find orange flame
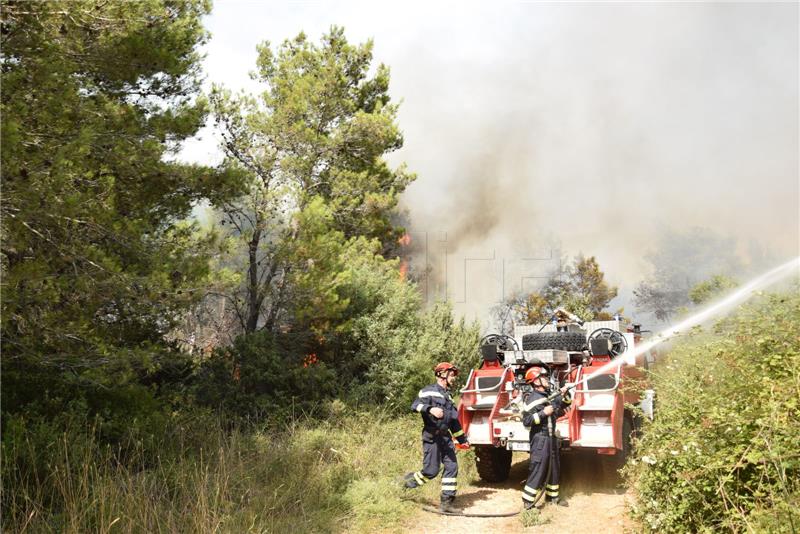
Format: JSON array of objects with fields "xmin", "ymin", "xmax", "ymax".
[
  {"xmin": 398, "ymin": 233, "xmax": 411, "ymax": 281},
  {"xmin": 399, "ymin": 260, "xmax": 409, "ymax": 281}
]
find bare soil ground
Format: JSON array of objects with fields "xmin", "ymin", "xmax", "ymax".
[{"xmin": 399, "ymin": 451, "xmax": 635, "ymax": 534}]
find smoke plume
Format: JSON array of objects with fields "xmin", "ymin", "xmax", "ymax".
[
  {"xmin": 186, "ymin": 2, "xmax": 799, "ymax": 328},
  {"xmin": 390, "ymin": 3, "xmax": 798, "ymax": 327}
]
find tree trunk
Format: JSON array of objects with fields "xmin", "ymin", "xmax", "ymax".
[{"xmin": 245, "ymin": 227, "xmax": 262, "ymax": 333}]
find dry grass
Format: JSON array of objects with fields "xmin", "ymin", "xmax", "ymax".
[{"xmin": 2, "ymin": 407, "xmax": 462, "ymax": 533}]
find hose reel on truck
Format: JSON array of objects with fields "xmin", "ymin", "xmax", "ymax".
[{"xmin": 457, "ymin": 314, "xmax": 655, "ymax": 483}]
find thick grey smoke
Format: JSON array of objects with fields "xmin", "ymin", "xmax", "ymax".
[
  {"xmin": 185, "ymin": 2, "xmax": 799, "ymax": 329},
  {"xmin": 390, "ymin": 3, "xmax": 799, "ymax": 326}
]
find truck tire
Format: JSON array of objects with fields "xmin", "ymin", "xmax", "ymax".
[
  {"xmin": 474, "ymin": 445, "xmax": 512, "ymax": 482},
  {"xmin": 521, "ymin": 331, "xmax": 586, "ymax": 351}
]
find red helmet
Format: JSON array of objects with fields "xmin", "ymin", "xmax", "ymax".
[
  {"xmin": 524, "ymin": 366, "xmax": 549, "ymax": 384},
  {"xmin": 434, "ymin": 362, "xmax": 459, "ymax": 377}
]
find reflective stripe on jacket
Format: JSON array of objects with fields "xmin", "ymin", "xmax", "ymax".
[
  {"xmin": 521, "ymin": 389, "xmax": 571, "ymax": 438},
  {"xmin": 410, "ymin": 383, "xmax": 468, "ymax": 443}
]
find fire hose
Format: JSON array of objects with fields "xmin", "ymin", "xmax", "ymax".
[
  {"xmin": 420, "ymin": 505, "xmax": 520, "ymax": 517},
  {"xmin": 418, "ymin": 443, "xmax": 523, "ymax": 517},
  {"xmin": 421, "ymin": 397, "xmax": 564, "ymax": 517}
]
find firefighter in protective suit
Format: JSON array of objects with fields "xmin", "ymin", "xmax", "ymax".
[
  {"xmin": 521, "ymin": 365, "xmax": 571, "ymax": 509},
  {"xmin": 404, "ymin": 362, "xmax": 470, "ymax": 513}
]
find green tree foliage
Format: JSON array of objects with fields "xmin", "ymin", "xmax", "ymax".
[
  {"xmin": 194, "ymin": 199, "xmax": 481, "ymax": 416},
  {"xmin": 209, "ymin": 27, "xmax": 414, "ymax": 335},
  {"xmin": 0, "ymin": 1, "xmax": 237, "ymax": 421},
  {"xmin": 634, "ymin": 227, "xmax": 743, "ymax": 321},
  {"xmin": 497, "ymin": 254, "xmax": 619, "ymax": 327},
  {"xmin": 192, "ymin": 197, "xmax": 413, "ymax": 418},
  {"xmin": 626, "ymin": 291, "xmax": 800, "ymax": 532},
  {"xmin": 688, "ymin": 274, "xmax": 739, "ymax": 305},
  {"xmin": 122, "ymin": 27, "xmax": 480, "ymax": 420},
  {"xmin": 192, "ymin": 329, "xmax": 337, "ymax": 420},
  {"xmin": 190, "ymin": 28, "xmax": 460, "ymax": 418}
]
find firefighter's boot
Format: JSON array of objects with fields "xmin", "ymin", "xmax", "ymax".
[
  {"xmin": 401, "ymin": 472, "xmax": 417, "ymax": 489},
  {"xmin": 439, "ymin": 495, "xmax": 461, "ymax": 514},
  {"xmin": 549, "ymin": 497, "xmax": 568, "ymax": 507}
]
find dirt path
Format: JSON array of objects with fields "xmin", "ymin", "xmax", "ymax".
[{"xmin": 400, "ymin": 451, "xmax": 635, "ymax": 533}]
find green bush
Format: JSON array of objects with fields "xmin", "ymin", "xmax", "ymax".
[
  {"xmin": 626, "ymin": 291, "xmax": 800, "ymax": 532},
  {"xmin": 345, "ymin": 295, "xmax": 481, "ymax": 410},
  {"xmin": 688, "ymin": 274, "xmax": 739, "ymax": 305},
  {"xmin": 193, "ymin": 330, "xmax": 337, "ymax": 421},
  {"xmin": 318, "ymin": 232, "xmax": 482, "ymax": 410}
]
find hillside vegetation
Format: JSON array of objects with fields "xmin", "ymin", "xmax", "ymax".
[
  {"xmin": 1, "ymin": 4, "xmax": 479, "ymax": 532},
  {"xmin": 626, "ymin": 290, "xmax": 800, "ymax": 533}
]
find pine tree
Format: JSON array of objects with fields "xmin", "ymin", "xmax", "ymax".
[
  {"xmin": 1, "ymin": 0, "xmax": 237, "ymax": 414},
  {"xmin": 211, "ymin": 27, "xmax": 414, "ymax": 334}
]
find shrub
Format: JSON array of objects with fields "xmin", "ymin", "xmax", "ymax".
[
  {"xmin": 626, "ymin": 291, "xmax": 800, "ymax": 532},
  {"xmin": 192, "ymin": 330, "xmax": 337, "ymax": 422},
  {"xmin": 348, "ymin": 301, "xmax": 481, "ymax": 410}
]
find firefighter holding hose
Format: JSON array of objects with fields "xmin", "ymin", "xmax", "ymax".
[
  {"xmin": 521, "ymin": 365, "xmax": 571, "ymax": 509},
  {"xmin": 403, "ymin": 362, "xmax": 470, "ymax": 514}
]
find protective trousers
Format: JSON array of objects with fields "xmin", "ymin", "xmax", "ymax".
[
  {"xmin": 405, "ymin": 435, "xmax": 458, "ymax": 497},
  {"xmin": 521, "ymin": 432, "xmax": 561, "ymax": 504}
]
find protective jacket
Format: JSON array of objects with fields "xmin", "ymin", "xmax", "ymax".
[{"xmin": 410, "ymin": 383, "xmax": 468, "ymax": 444}]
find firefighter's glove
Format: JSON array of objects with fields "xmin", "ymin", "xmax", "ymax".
[
  {"xmin": 455, "ymin": 441, "xmax": 470, "ymax": 451},
  {"xmin": 429, "ymin": 407, "xmax": 445, "ymax": 419},
  {"xmin": 543, "ymin": 405, "xmax": 555, "ymax": 416}
]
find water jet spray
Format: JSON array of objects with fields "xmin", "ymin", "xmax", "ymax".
[{"xmin": 560, "ymin": 256, "xmax": 800, "ymax": 395}]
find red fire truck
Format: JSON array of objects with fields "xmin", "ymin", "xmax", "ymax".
[{"xmin": 457, "ymin": 310, "xmax": 656, "ymax": 481}]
